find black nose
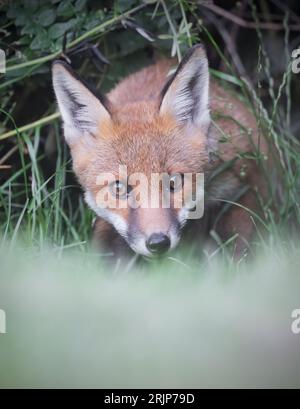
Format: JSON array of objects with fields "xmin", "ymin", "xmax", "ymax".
[{"xmin": 146, "ymin": 233, "xmax": 171, "ymax": 255}]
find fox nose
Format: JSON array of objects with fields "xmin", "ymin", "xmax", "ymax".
[{"xmin": 146, "ymin": 233, "xmax": 171, "ymax": 255}]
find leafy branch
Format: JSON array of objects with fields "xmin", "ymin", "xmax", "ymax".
[{"xmin": 5, "ymin": 3, "xmax": 147, "ymax": 73}]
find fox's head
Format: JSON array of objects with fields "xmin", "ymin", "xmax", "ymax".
[{"xmin": 52, "ymin": 45, "xmax": 211, "ymax": 257}]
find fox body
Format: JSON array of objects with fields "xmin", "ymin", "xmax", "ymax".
[{"xmin": 52, "ymin": 45, "xmax": 267, "ymax": 259}]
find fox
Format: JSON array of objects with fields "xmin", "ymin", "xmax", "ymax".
[{"xmin": 52, "ymin": 44, "xmax": 268, "ymax": 260}]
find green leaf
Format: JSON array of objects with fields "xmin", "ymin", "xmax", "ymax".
[
  {"xmin": 83, "ymin": 11, "xmax": 105, "ymax": 30},
  {"xmin": 21, "ymin": 22, "xmax": 38, "ymax": 36},
  {"xmin": 57, "ymin": 0, "xmax": 74, "ymax": 17},
  {"xmin": 17, "ymin": 36, "xmax": 31, "ymax": 45},
  {"xmin": 30, "ymin": 30, "xmax": 51, "ymax": 50},
  {"xmin": 75, "ymin": 0, "xmax": 87, "ymax": 12},
  {"xmin": 25, "ymin": 0, "xmax": 40, "ymax": 12},
  {"xmin": 35, "ymin": 9, "xmax": 56, "ymax": 27},
  {"xmin": 7, "ymin": 6, "xmax": 21, "ymax": 19},
  {"xmin": 15, "ymin": 12, "xmax": 30, "ymax": 26},
  {"xmin": 117, "ymin": 0, "xmax": 138, "ymax": 12},
  {"xmin": 48, "ymin": 19, "xmax": 77, "ymax": 40}
]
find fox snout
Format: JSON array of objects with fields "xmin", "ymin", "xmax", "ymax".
[
  {"xmin": 85, "ymin": 190, "xmax": 182, "ymax": 257},
  {"xmin": 146, "ymin": 233, "xmax": 171, "ymax": 255},
  {"xmin": 129, "ymin": 229, "xmax": 175, "ymax": 257},
  {"xmin": 127, "ymin": 207, "xmax": 181, "ymax": 257}
]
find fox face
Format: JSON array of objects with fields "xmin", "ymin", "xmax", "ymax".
[{"xmin": 52, "ymin": 45, "xmax": 211, "ymax": 257}]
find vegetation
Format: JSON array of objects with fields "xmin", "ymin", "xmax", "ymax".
[
  {"xmin": 1, "ymin": 0, "xmax": 300, "ymax": 257},
  {"xmin": 0, "ymin": 0, "xmax": 300, "ymax": 388}
]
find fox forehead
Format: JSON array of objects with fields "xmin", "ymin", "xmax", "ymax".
[
  {"xmin": 93, "ymin": 109, "xmax": 208, "ymax": 176},
  {"xmin": 106, "ymin": 115, "xmax": 174, "ymax": 172}
]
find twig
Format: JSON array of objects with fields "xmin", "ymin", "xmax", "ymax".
[
  {"xmin": 269, "ymin": 0, "xmax": 300, "ymax": 24},
  {"xmin": 0, "ymin": 112, "xmax": 60, "ymax": 141},
  {"xmin": 228, "ymin": 0, "xmax": 248, "ymax": 45},
  {"xmin": 0, "ymin": 145, "xmax": 18, "ymax": 165},
  {"xmin": 160, "ymin": 0, "xmax": 181, "ymax": 60},
  {"xmin": 203, "ymin": 9, "xmax": 250, "ymax": 84},
  {"xmin": 179, "ymin": 0, "xmax": 193, "ymax": 47},
  {"xmin": 199, "ymin": 2, "xmax": 300, "ymax": 31}
]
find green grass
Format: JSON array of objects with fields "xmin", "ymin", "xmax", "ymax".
[
  {"xmin": 0, "ymin": 123, "xmax": 93, "ymax": 252},
  {"xmin": 1, "ymin": 1, "xmax": 299, "ymax": 256}
]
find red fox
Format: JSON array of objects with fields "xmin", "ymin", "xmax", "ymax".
[{"xmin": 52, "ymin": 44, "xmax": 267, "ymax": 259}]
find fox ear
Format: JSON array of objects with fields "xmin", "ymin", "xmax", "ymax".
[
  {"xmin": 52, "ymin": 61, "xmax": 111, "ymax": 144},
  {"xmin": 159, "ymin": 45, "xmax": 210, "ymax": 130}
]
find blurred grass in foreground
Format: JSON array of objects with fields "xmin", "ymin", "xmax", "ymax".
[{"xmin": 0, "ymin": 243, "xmax": 300, "ymax": 388}]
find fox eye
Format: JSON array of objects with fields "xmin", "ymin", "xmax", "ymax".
[
  {"xmin": 168, "ymin": 174, "xmax": 184, "ymax": 192},
  {"xmin": 109, "ymin": 180, "xmax": 132, "ymax": 199}
]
